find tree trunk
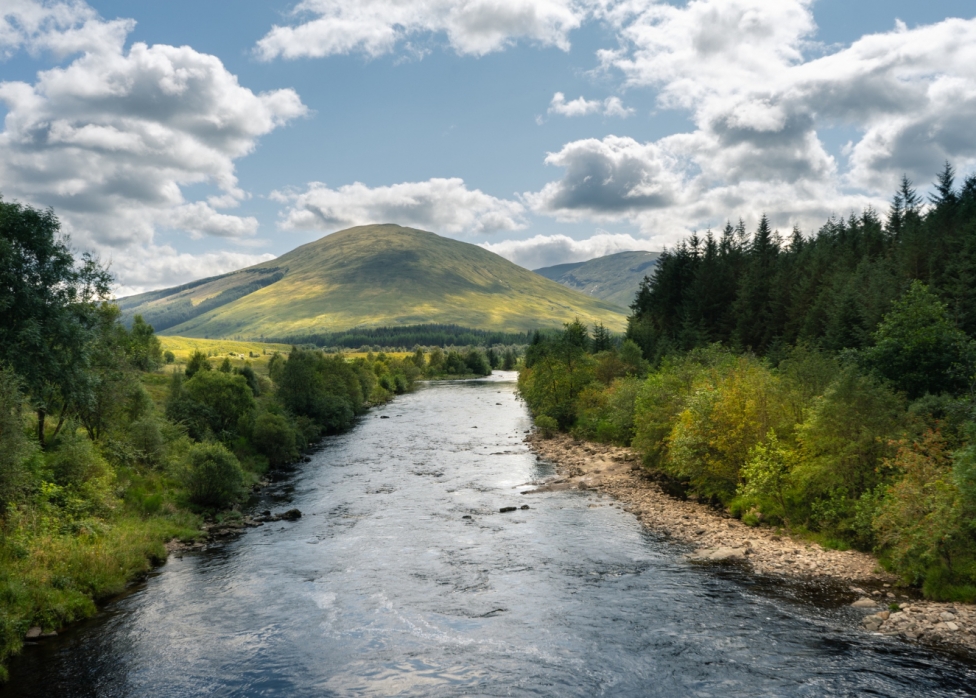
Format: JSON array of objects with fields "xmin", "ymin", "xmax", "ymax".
[{"xmin": 36, "ymin": 408, "xmax": 46, "ymax": 448}]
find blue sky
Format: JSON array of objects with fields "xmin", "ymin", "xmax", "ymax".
[{"xmin": 1, "ymin": 0, "xmax": 975, "ymax": 293}]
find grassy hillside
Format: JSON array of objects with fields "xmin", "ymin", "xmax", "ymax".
[
  {"xmin": 121, "ymin": 225, "xmax": 627, "ymax": 337},
  {"xmin": 534, "ymin": 250, "xmax": 659, "ymax": 309}
]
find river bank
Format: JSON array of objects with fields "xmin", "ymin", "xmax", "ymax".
[{"xmin": 525, "ymin": 431, "xmax": 976, "ymax": 653}]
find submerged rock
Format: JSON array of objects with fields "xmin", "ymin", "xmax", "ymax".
[{"xmin": 499, "ymin": 506, "xmax": 517, "ymax": 513}]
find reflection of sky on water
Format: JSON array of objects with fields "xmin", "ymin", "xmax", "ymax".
[{"xmin": 7, "ymin": 375, "xmax": 976, "ymax": 696}]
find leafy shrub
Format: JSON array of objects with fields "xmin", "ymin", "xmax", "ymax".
[
  {"xmin": 666, "ymin": 355, "xmax": 788, "ymax": 503},
  {"xmin": 47, "ymin": 429, "xmax": 111, "ymax": 488},
  {"xmin": 252, "ymin": 412, "xmax": 298, "ymax": 467},
  {"xmin": 182, "ymin": 370, "xmax": 255, "ymax": 437},
  {"xmin": 182, "ymin": 442, "xmax": 245, "ymax": 508},
  {"xmin": 534, "ymin": 414, "xmax": 558, "ymax": 439}
]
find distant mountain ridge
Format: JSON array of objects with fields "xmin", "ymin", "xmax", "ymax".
[
  {"xmin": 534, "ymin": 250, "xmax": 659, "ymax": 309},
  {"xmin": 118, "ymin": 224, "xmax": 627, "ymax": 338}
]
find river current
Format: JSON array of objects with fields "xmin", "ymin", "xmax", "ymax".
[{"xmin": 5, "ymin": 373, "xmax": 976, "ymax": 696}]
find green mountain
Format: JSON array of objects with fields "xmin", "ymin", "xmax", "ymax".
[
  {"xmin": 118, "ymin": 224, "xmax": 628, "ymax": 338},
  {"xmin": 534, "ymin": 250, "xmax": 659, "ymax": 309}
]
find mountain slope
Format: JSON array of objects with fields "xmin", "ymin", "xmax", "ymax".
[
  {"xmin": 119, "ymin": 225, "xmax": 628, "ymax": 338},
  {"xmin": 534, "ymin": 250, "xmax": 659, "ymax": 309}
]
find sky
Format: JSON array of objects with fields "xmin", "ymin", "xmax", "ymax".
[{"xmin": 1, "ymin": 0, "xmax": 975, "ymax": 295}]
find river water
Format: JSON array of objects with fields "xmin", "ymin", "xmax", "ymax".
[{"xmin": 5, "ymin": 373, "xmax": 976, "ymax": 696}]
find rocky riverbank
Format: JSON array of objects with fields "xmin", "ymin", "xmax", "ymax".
[{"xmin": 524, "ymin": 431, "xmax": 976, "ymax": 653}]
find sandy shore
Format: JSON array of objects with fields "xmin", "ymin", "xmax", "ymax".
[{"xmin": 524, "ymin": 432, "xmax": 976, "ymax": 653}]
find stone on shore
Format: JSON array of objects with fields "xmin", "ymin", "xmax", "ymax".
[
  {"xmin": 851, "ymin": 597, "xmax": 878, "ymax": 608},
  {"xmin": 688, "ymin": 546, "xmax": 747, "ymax": 562}
]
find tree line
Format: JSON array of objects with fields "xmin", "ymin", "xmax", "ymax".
[
  {"xmin": 268, "ymin": 324, "xmax": 532, "ymax": 350},
  {"xmin": 520, "ymin": 165, "xmax": 976, "ymax": 602},
  {"xmin": 0, "ymin": 198, "xmax": 421, "ymax": 677}
]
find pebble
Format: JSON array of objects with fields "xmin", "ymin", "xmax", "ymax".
[{"xmin": 525, "ymin": 431, "xmax": 976, "ymax": 654}]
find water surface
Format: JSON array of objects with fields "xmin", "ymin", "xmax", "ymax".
[{"xmin": 5, "ymin": 374, "xmax": 976, "ymax": 696}]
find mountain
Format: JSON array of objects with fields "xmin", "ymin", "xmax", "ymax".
[
  {"xmin": 534, "ymin": 250, "xmax": 659, "ymax": 309},
  {"xmin": 118, "ymin": 224, "xmax": 628, "ymax": 338}
]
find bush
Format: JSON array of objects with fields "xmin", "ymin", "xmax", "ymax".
[
  {"xmin": 47, "ymin": 429, "xmax": 111, "ymax": 488},
  {"xmin": 182, "ymin": 370, "xmax": 255, "ymax": 437},
  {"xmin": 252, "ymin": 412, "xmax": 298, "ymax": 467},
  {"xmin": 535, "ymin": 414, "xmax": 558, "ymax": 439},
  {"xmin": 163, "ymin": 350, "xmax": 175, "ymax": 364},
  {"xmin": 182, "ymin": 442, "xmax": 245, "ymax": 508},
  {"xmin": 128, "ymin": 416, "xmax": 166, "ymax": 467}
]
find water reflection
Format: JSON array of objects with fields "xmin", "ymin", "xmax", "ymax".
[{"xmin": 5, "ymin": 373, "xmax": 976, "ymax": 696}]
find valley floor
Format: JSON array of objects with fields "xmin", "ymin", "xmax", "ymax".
[{"xmin": 524, "ymin": 432, "xmax": 976, "ymax": 654}]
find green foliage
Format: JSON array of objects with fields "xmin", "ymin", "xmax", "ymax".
[
  {"xmin": 862, "ymin": 281, "xmax": 976, "ymax": 399},
  {"xmin": 0, "ymin": 207, "xmax": 424, "ymax": 678},
  {"xmin": 502, "ymin": 348, "xmax": 518, "ymax": 370},
  {"xmin": 0, "ymin": 198, "xmax": 113, "ymax": 445},
  {"xmin": 573, "ymin": 378, "xmax": 642, "ymax": 445},
  {"xmin": 738, "ymin": 431, "xmax": 798, "ymax": 528},
  {"xmin": 791, "ymin": 369, "xmax": 903, "ymax": 541},
  {"xmin": 128, "ymin": 315, "xmax": 163, "ymax": 371},
  {"xmin": 518, "ymin": 322, "xmax": 596, "ymax": 428},
  {"xmin": 181, "ymin": 370, "xmax": 255, "ymax": 438},
  {"xmin": 666, "ymin": 355, "xmax": 790, "ymax": 503},
  {"xmin": 0, "ymin": 367, "xmax": 32, "ymax": 510},
  {"xmin": 184, "ymin": 351, "xmax": 212, "ymax": 379},
  {"xmin": 534, "ymin": 414, "xmax": 558, "ymax": 439},
  {"xmin": 163, "ymin": 350, "xmax": 175, "ymax": 364},
  {"xmin": 632, "ymin": 347, "xmax": 731, "ymax": 470},
  {"xmin": 874, "ymin": 431, "xmax": 975, "ymax": 598},
  {"xmin": 252, "ymin": 412, "xmax": 298, "ymax": 466},
  {"xmin": 277, "ymin": 349, "xmax": 362, "ymax": 432},
  {"xmin": 181, "ymin": 442, "xmax": 245, "ymax": 508}
]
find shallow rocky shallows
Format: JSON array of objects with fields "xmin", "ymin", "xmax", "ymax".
[{"xmin": 525, "ymin": 431, "xmax": 976, "ymax": 653}]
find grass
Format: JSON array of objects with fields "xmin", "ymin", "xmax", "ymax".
[
  {"xmin": 0, "ymin": 502, "xmax": 201, "ymax": 680},
  {"xmin": 122, "ymin": 225, "xmax": 628, "ymax": 339}
]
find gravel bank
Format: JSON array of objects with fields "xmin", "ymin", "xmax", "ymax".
[{"xmin": 524, "ymin": 431, "xmax": 976, "ymax": 653}]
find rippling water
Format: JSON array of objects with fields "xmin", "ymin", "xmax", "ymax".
[{"xmin": 5, "ymin": 373, "xmax": 976, "ymax": 696}]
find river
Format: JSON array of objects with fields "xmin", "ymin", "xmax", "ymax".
[{"xmin": 4, "ymin": 373, "xmax": 976, "ymax": 696}]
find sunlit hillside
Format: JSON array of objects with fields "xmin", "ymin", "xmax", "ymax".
[{"xmin": 120, "ymin": 225, "xmax": 628, "ymax": 338}]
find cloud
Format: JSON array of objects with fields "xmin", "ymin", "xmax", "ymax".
[
  {"xmin": 480, "ymin": 231, "xmax": 656, "ymax": 269},
  {"xmin": 524, "ymin": 1, "xmax": 976, "ymax": 244},
  {"xmin": 0, "ymin": 0, "xmax": 132, "ymax": 59},
  {"xmin": 546, "ymin": 92, "xmax": 634, "ymax": 118},
  {"xmin": 255, "ymin": 0, "xmax": 588, "ymax": 60},
  {"xmin": 0, "ymin": 1, "xmax": 307, "ymax": 289},
  {"xmin": 272, "ymin": 178, "xmax": 526, "ymax": 235},
  {"xmin": 109, "ymin": 246, "xmax": 277, "ymax": 297}
]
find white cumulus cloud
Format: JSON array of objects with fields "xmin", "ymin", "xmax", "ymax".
[
  {"xmin": 109, "ymin": 247, "xmax": 277, "ymax": 297},
  {"xmin": 524, "ymin": 0, "xmax": 976, "ymax": 244},
  {"xmin": 0, "ymin": 0, "xmax": 307, "ymax": 291},
  {"xmin": 481, "ymin": 231, "xmax": 656, "ymax": 269},
  {"xmin": 546, "ymin": 92, "xmax": 634, "ymax": 118},
  {"xmin": 255, "ymin": 0, "xmax": 588, "ymax": 60},
  {"xmin": 272, "ymin": 178, "xmax": 526, "ymax": 236}
]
